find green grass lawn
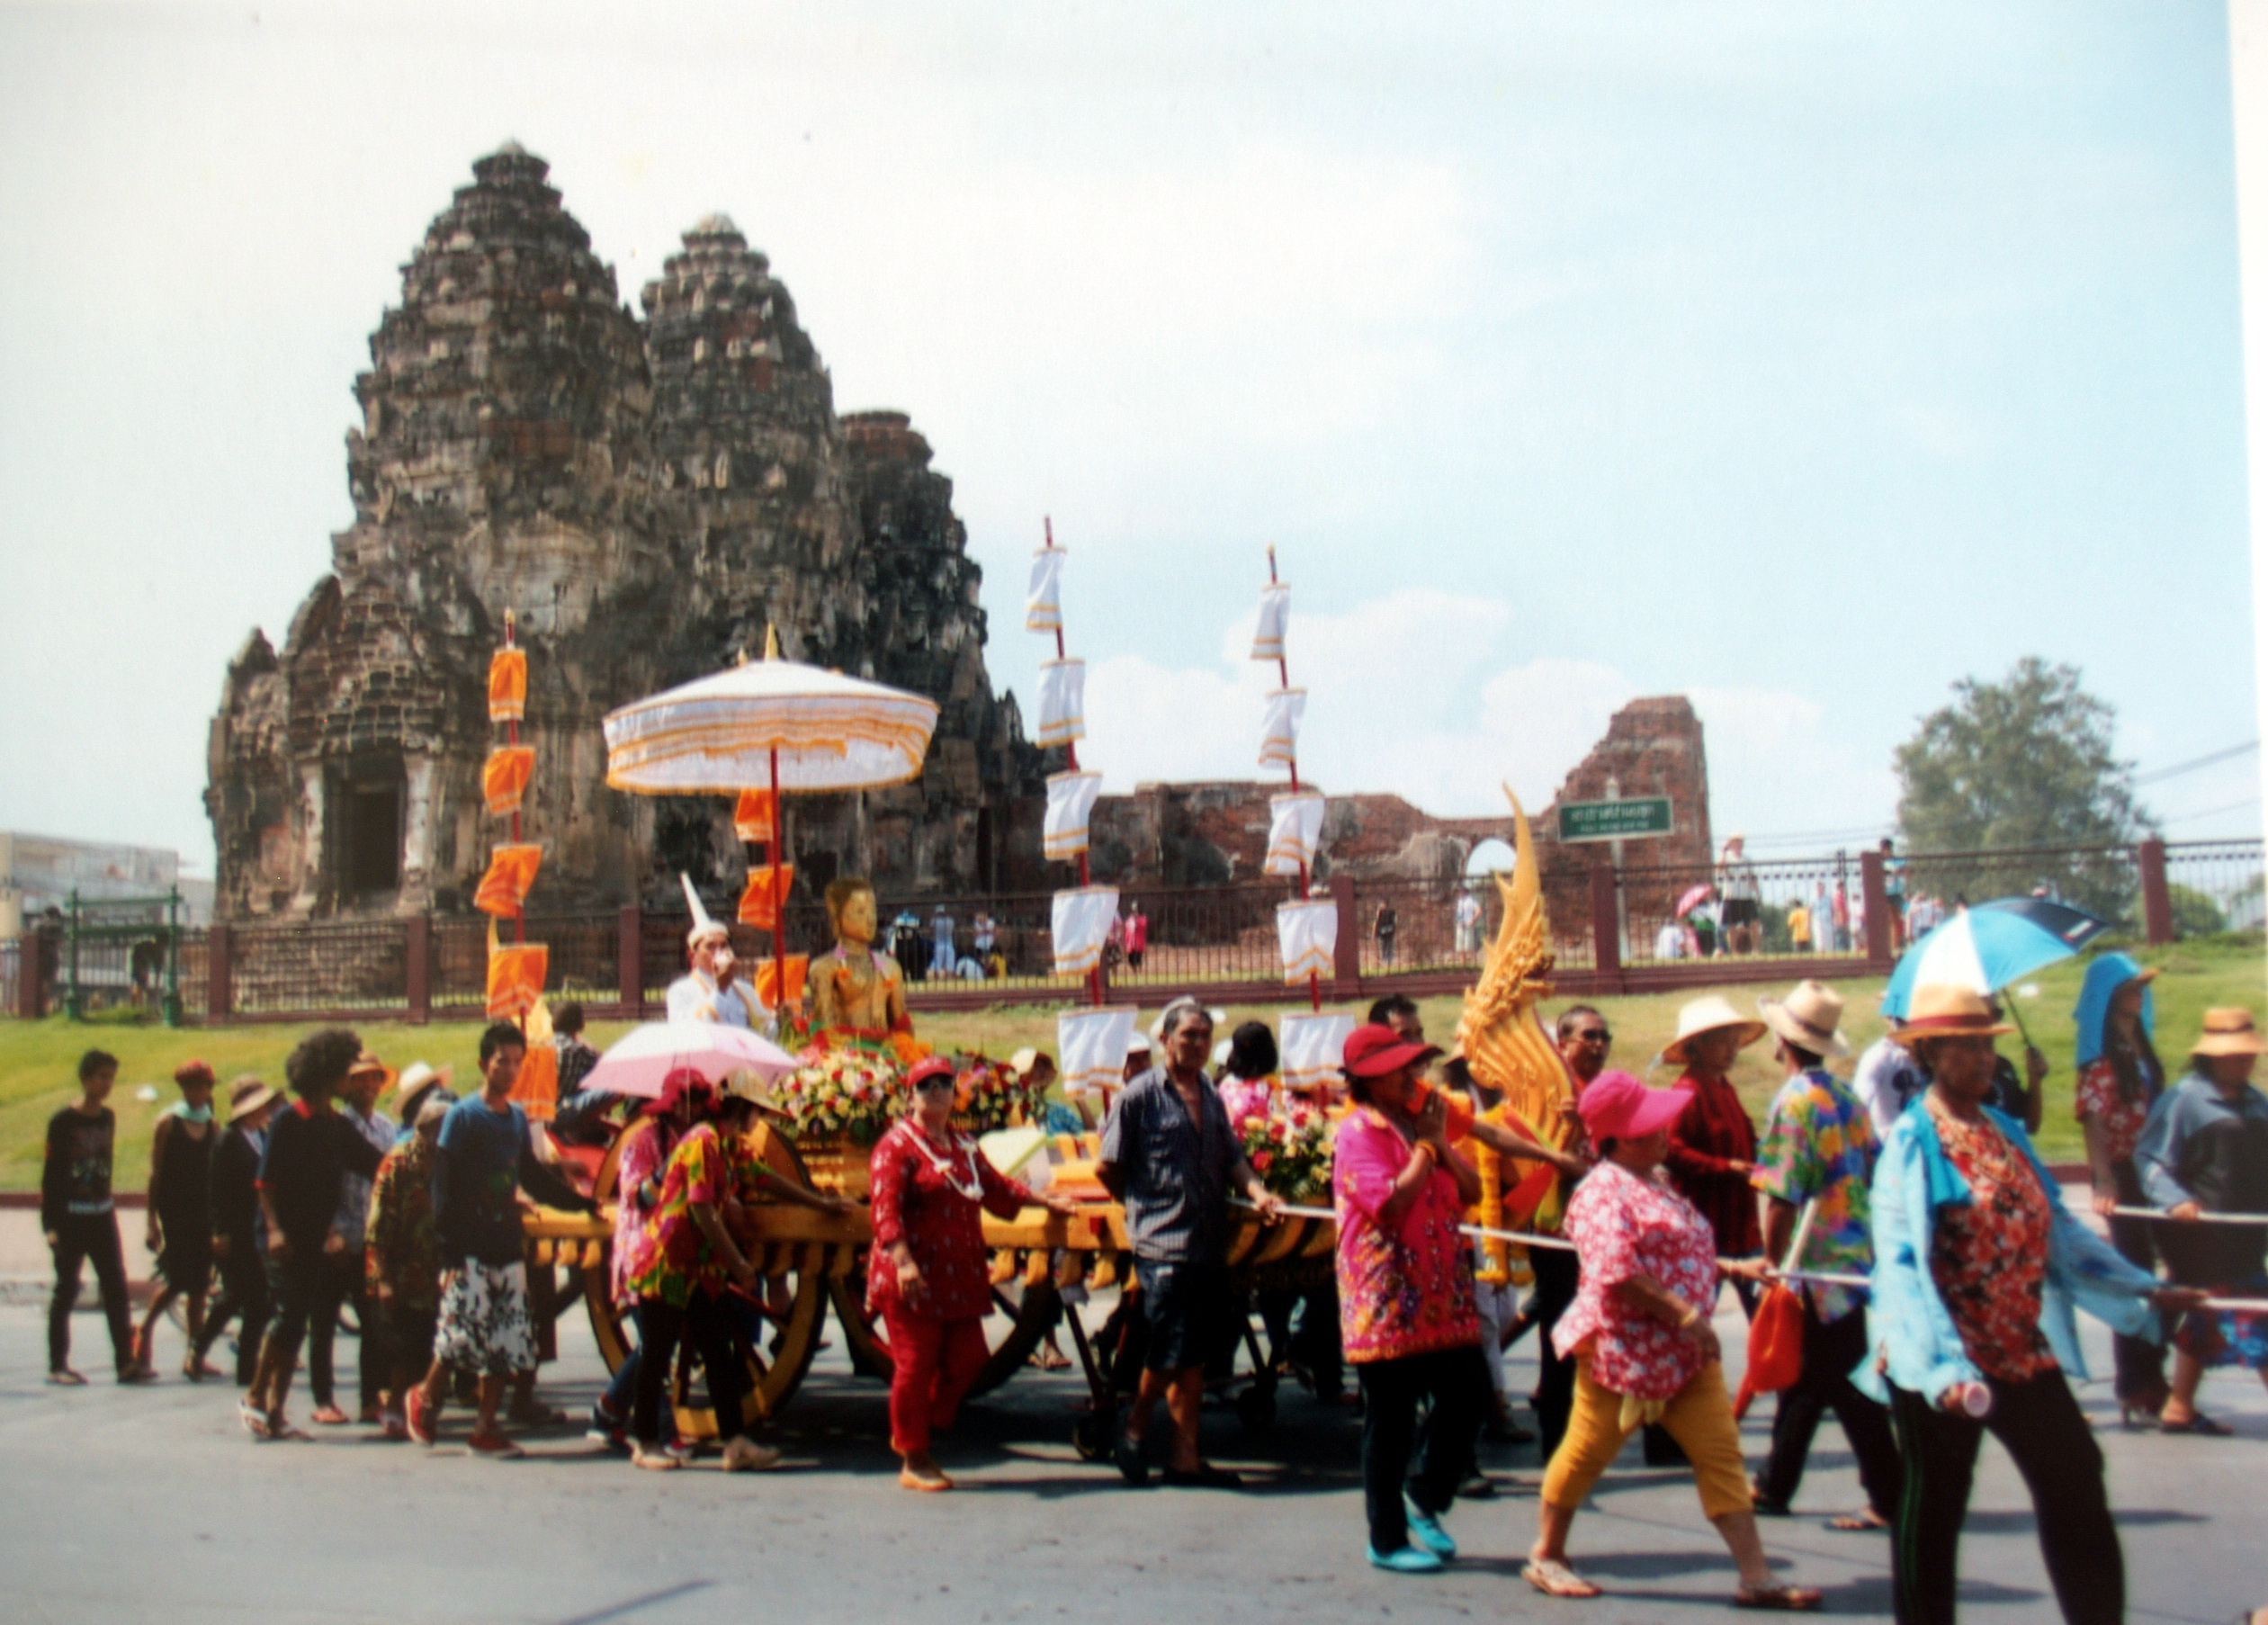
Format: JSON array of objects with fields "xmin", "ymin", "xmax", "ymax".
[{"xmin": 5, "ymin": 938, "xmax": 2260, "ymax": 1190}]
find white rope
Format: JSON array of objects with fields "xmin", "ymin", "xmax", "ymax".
[{"xmin": 2109, "ymin": 1205, "xmax": 2268, "ymax": 1225}]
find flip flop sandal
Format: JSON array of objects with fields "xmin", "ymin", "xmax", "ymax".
[
  {"xmin": 1735, "ymin": 1585, "xmax": 1824, "ymax": 1611},
  {"xmin": 2161, "ymin": 1413, "xmax": 2235, "ymax": 1436},
  {"xmin": 1827, "ymin": 1511, "xmax": 1889, "ymax": 1531},
  {"xmin": 238, "ymin": 1402, "xmax": 273, "ymax": 1440},
  {"xmin": 1523, "ymin": 1558, "xmax": 1602, "ymax": 1599}
]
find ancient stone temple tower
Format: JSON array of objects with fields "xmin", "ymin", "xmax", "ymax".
[{"xmin": 207, "ymin": 145, "xmax": 1040, "ymax": 920}]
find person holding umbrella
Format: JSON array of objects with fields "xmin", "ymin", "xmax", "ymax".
[
  {"xmin": 2072, "ymin": 954, "xmax": 2170, "ymax": 1423},
  {"xmin": 2135, "ymin": 1008, "xmax": 2268, "ymax": 1435},
  {"xmin": 1860, "ymin": 984, "xmax": 2200, "ymax": 1625},
  {"xmin": 869, "ymin": 1056, "xmax": 1080, "ymax": 1490}
]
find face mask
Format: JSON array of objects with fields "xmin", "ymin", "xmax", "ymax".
[{"xmin": 171, "ymin": 1101, "xmax": 214, "ymax": 1124}]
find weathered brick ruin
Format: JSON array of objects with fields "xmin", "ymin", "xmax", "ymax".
[
  {"xmin": 1089, "ymin": 696, "xmax": 1713, "ymax": 888},
  {"xmin": 207, "ymin": 145, "xmax": 1041, "ymax": 920}
]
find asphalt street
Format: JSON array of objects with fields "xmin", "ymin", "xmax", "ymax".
[{"xmin": 3, "ymin": 1276, "xmax": 2264, "ymax": 1624}]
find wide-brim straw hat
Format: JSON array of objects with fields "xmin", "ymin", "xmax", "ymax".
[
  {"xmin": 1895, "ymin": 984, "xmax": 2014, "ymax": 1041},
  {"xmin": 1757, "ymin": 980, "xmax": 1851, "ymax": 1059},
  {"xmin": 2192, "ymin": 1007, "xmax": 2267, "ymax": 1058},
  {"xmin": 395, "ymin": 1061, "xmax": 453, "ymax": 1100},
  {"xmin": 227, "ymin": 1077, "xmax": 279, "ymax": 1123},
  {"xmin": 722, "ymin": 1068, "xmax": 793, "ymax": 1118},
  {"xmin": 1662, "ymin": 994, "xmax": 1769, "ymax": 1066},
  {"xmin": 345, "ymin": 1050, "xmax": 398, "ymax": 1095}
]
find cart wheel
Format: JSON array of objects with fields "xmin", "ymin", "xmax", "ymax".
[
  {"xmin": 1072, "ymin": 1408, "xmax": 1116, "ymax": 1463},
  {"xmin": 1234, "ymin": 1384, "xmax": 1277, "ymax": 1434}
]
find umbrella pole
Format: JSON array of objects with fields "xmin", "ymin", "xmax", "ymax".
[{"xmin": 770, "ymin": 744, "xmax": 784, "ymax": 1031}]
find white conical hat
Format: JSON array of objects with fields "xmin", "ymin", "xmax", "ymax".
[{"xmin": 681, "ymin": 874, "xmax": 729, "ymax": 947}]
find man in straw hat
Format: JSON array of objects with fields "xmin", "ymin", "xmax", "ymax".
[
  {"xmin": 667, "ymin": 875, "xmax": 763, "ymax": 1031},
  {"xmin": 1745, "ymin": 981, "xmax": 1901, "ymax": 1531},
  {"xmin": 195, "ymin": 1076, "xmax": 280, "ymax": 1386},
  {"xmin": 2136, "ymin": 1007, "xmax": 2268, "ymax": 1435}
]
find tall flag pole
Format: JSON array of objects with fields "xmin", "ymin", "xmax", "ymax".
[
  {"xmin": 1256, "ymin": 549, "xmax": 1328, "ymax": 1011},
  {"xmin": 480, "ymin": 610, "xmax": 550, "ymax": 1047}
]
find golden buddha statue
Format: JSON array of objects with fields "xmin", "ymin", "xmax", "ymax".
[{"xmin": 808, "ymin": 877, "xmax": 911, "ymax": 1036}]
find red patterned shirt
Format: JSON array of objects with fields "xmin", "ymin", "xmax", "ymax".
[
  {"xmin": 1332, "ymin": 1109, "xmax": 1482, "ymax": 1363},
  {"xmin": 1926, "ymin": 1094, "xmax": 2056, "ymax": 1383},
  {"xmin": 2074, "ymin": 1057, "xmax": 2156, "ymax": 1166},
  {"xmin": 866, "ymin": 1118, "xmax": 1035, "ymax": 1322},
  {"xmin": 1553, "ymin": 1159, "xmax": 1722, "ymax": 1400},
  {"xmin": 1664, "ymin": 1069, "xmax": 1763, "ymax": 1258}
]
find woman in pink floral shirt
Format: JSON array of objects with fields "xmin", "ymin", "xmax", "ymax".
[
  {"xmin": 1332, "ymin": 1023, "xmax": 1488, "ymax": 1576},
  {"xmin": 1526, "ymin": 1072, "xmax": 1813, "ymax": 1608},
  {"xmin": 587, "ymin": 1068, "xmax": 707, "ymax": 1447}
]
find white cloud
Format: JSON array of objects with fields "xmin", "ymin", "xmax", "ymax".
[{"xmin": 1077, "ymin": 590, "xmax": 1890, "ymax": 842}]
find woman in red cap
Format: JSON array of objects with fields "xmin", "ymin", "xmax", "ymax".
[
  {"xmin": 1332, "ymin": 1022, "xmax": 1490, "ymax": 1575},
  {"xmin": 869, "ymin": 1055, "xmax": 1080, "ymax": 1490},
  {"xmin": 1525, "ymin": 1070, "xmax": 1814, "ymax": 1608}
]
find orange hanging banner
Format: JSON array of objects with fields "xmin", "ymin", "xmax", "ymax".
[
  {"xmin": 510, "ymin": 1041, "xmax": 560, "ymax": 1122},
  {"xmin": 733, "ymin": 788, "xmax": 778, "ymax": 844},
  {"xmin": 489, "ymin": 648, "xmax": 529, "ymax": 723},
  {"xmin": 737, "ymin": 864, "xmax": 796, "ymax": 931},
  {"xmin": 486, "ymin": 943, "xmax": 550, "ymax": 1019},
  {"xmin": 753, "ymin": 954, "xmax": 809, "ymax": 1010},
  {"xmin": 482, "ymin": 746, "xmax": 536, "ymax": 815},
  {"xmin": 474, "ymin": 843, "xmax": 544, "ymax": 917}
]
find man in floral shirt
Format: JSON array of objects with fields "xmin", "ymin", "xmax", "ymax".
[
  {"xmin": 1748, "ymin": 982, "xmax": 1901, "ymax": 1529},
  {"xmin": 365, "ymin": 1087, "xmax": 454, "ymax": 1440}
]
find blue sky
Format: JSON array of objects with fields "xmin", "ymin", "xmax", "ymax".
[{"xmin": 0, "ymin": 1, "xmax": 2255, "ymax": 870}]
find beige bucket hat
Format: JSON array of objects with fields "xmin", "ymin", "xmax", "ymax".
[
  {"xmin": 1662, "ymin": 994, "xmax": 1769, "ymax": 1067},
  {"xmin": 1757, "ymin": 980, "xmax": 1851, "ymax": 1059}
]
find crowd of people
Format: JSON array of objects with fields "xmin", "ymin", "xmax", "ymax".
[{"xmin": 35, "ymin": 965, "xmax": 2268, "ymax": 1621}]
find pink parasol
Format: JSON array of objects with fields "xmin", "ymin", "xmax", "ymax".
[
  {"xmin": 584, "ymin": 1019, "xmax": 799, "ymax": 1100},
  {"xmin": 1674, "ymin": 884, "xmax": 1716, "ymax": 920}
]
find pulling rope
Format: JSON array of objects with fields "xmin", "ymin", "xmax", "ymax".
[{"xmin": 2109, "ymin": 1205, "xmax": 2268, "ymax": 1225}]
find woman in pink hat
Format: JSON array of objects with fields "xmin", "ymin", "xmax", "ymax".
[{"xmin": 1525, "ymin": 1070, "xmax": 1813, "ymax": 1608}]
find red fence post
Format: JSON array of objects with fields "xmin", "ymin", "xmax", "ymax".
[
  {"xmin": 2138, "ymin": 839, "xmax": 2174, "ymax": 944},
  {"xmin": 1331, "ymin": 875, "xmax": 1360, "ymax": 991},
  {"xmin": 1860, "ymin": 849, "xmax": 1893, "ymax": 970},
  {"xmin": 208, "ymin": 923, "xmax": 232, "ymax": 1022},
  {"xmin": 619, "ymin": 903, "xmax": 645, "ymax": 1017},
  {"xmin": 1589, "ymin": 860, "xmax": 1622, "ymax": 990},
  {"xmin": 406, "ymin": 914, "xmax": 432, "ymax": 1026}
]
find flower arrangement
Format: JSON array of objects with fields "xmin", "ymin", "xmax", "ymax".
[
  {"xmin": 1239, "ymin": 1099, "xmax": 1337, "ymax": 1204},
  {"xmin": 776, "ymin": 1046, "xmax": 909, "ymax": 1145},
  {"xmin": 950, "ymin": 1056, "xmax": 1053, "ymax": 1135}
]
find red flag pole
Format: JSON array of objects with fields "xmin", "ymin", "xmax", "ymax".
[{"xmin": 505, "ymin": 609, "xmax": 525, "ymax": 947}]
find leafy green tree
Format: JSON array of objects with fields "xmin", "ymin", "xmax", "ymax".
[
  {"xmin": 2170, "ymin": 884, "xmax": 2228, "ymax": 939},
  {"xmin": 1895, "ymin": 659, "xmax": 2155, "ymax": 921}
]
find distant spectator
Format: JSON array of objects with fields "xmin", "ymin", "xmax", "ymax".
[
  {"xmin": 929, "ymin": 906, "xmax": 956, "ymax": 980},
  {"xmin": 43, "ymin": 1048, "xmax": 141, "ymax": 1386},
  {"xmin": 1455, "ymin": 889, "xmax": 1484, "ymax": 955},
  {"xmin": 1124, "ymin": 902, "xmax": 1151, "ymax": 972},
  {"xmin": 1654, "ymin": 920, "xmax": 1687, "ymax": 962},
  {"xmin": 1376, "ymin": 902, "xmax": 1400, "ymax": 968},
  {"xmin": 554, "ymin": 1003, "xmax": 599, "ymax": 1096},
  {"xmin": 1368, "ymin": 993, "xmax": 1423, "ymax": 1044},
  {"xmin": 1786, "ymin": 900, "xmax": 1812, "ymax": 955},
  {"xmin": 1880, "ymin": 838, "xmax": 1908, "ymax": 948},
  {"xmin": 1717, "ymin": 838, "xmax": 1762, "ymax": 956}
]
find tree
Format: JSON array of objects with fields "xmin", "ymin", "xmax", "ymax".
[{"xmin": 1895, "ymin": 659, "xmax": 2155, "ymax": 921}]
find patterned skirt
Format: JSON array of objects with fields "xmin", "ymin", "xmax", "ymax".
[
  {"xmin": 433, "ymin": 1259, "xmax": 536, "ymax": 1376},
  {"xmin": 2174, "ymin": 1273, "xmax": 2268, "ymax": 1371}
]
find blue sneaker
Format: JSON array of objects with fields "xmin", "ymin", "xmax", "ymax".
[
  {"xmin": 1368, "ymin": 1544, "xmax": 1445, "ymax": 1575},
  {"xmin": 1405, "ymin": 1497, "xmax": 1457, "ymax": 1559}
]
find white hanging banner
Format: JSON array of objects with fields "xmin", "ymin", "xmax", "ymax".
[
  {"xmin": 1251, "ymin": 582, "xmax": 1292, "ymax": 662},
  {"xmin": 1026, "ymin": 546, "xmax": 1067, "ymax": 634},
  {"xmin": 1279, "ymin": 1011, "xmax": 1357, "ymax": 1091},
  {"xmin": 1044, "ymin": 770, "xmax": 1104, "ymax": 861},
  {"xmin": 1276, "ymin": 898, "xmax": 1338, "ymax": 984},
  {"xmin": 1051, "ymin": 884, "xmax": 1120, "ymax": 975},
  {"xmin": 1259, "ymin": 687, "xmax": 1306, "ymax": 770},
  {"xmin": 1058, "ymin": 1005, "xmax": 1139, "ymax": 1097},
  {"xmin": 1036, "ymin": 659, "xmax": 1087, "ymax": 748},
  {"xmin": 1264, "ymin": 791, "xmax": 1327, "ymax": 877}
]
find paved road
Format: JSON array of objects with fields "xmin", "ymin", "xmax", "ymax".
[{"xmin": 4, "ymin": 1271, "xmax": 2263, "ymax": 1625}]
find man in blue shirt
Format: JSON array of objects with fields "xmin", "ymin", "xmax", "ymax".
[{"xmin": 408, "ymin": 1021, "xmax": 592, "ymax": 1458}]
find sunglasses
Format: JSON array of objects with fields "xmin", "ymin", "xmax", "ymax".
[
  {"xmin": 1573, "ymin": 1028, "xmax": 1611, "ymax": 1044},
  {"xmin": 913, "ymin": 1075, "xmax": 956, "ymax": 1094}
]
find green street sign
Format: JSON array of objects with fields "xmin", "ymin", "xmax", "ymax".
[{"xmin": 1558, "ymin": 797, "xmax": 1674, "ymax": 844}]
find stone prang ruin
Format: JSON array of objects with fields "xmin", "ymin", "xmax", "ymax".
[{"xmin": 207, "ymin": 145, "xmax": 1044, "ymax": 921}]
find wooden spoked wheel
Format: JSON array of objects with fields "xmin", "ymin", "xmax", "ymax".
[
  {"xmin": 580, "ymin": 1119, "xmax": 841, "ymax": 1439},
  {"xmin": 827, "ymin": 1270, "xmax": 1066, "ymax": 1397}
]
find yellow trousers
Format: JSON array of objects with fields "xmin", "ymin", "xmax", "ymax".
[{"xmin": 1540, "ymin": 1357, "xmax": 1754, "ymax": 1522}]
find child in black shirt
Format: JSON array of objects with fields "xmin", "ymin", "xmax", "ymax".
[{"xmin": 43, "ymin": 1049, "xmax": 144, "ymax": 1384}]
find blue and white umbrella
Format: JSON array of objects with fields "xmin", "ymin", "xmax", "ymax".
[{"xmin": 1880, "ymin": 898, "xmax": 2113, "ymax": 1020}]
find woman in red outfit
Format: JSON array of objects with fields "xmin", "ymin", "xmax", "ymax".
[
  {"xmin": 1660, "ymin": 996, "xmax": 1767, "ymax": 1291},
  {"xmin": 868, "ymin": 1056, "xmax": 1080, "ymax": 1489}
]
